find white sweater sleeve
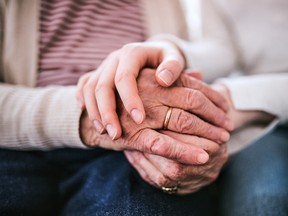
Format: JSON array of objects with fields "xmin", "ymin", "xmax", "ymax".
[
  {"xmin": 219, "ymin": 73, "xmax": 288, "ymax": 123},
  {"xmin": 217, "ymin": 73, "xmax": 288, "ymax": 153},
  {"xmin": 0, "ymin": 83, "xmax": 87, "ymax": 150},
  {"xmin": 152, "ymin": 0, "xmax": 238, "ymax": 83}
]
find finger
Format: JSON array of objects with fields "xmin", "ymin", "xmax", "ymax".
[
  {"xmin": 114, "ymin": 45, "xmax": 147, "ymax": 124},
  {"xmin": 160, "ymin": 130, "xmax": 221, "ymax": 154},
  {"xmin": 124, "ymin": 151, "xmax": 156, "ymax": 186},
  {"xmin": 143, "ymin": 152, "xmax": 214, "ymax": 194},
  {"xmin": 160, "ymin": 87, "xmax": 233, "ymax": 131},
  {"xmin": 177, "ymin": 74, "xmax": 230, "ymax": 113},
  {"xmin": 124, "ymin": 150, "xmax": 175, "ymax": 188},
  {"xmin": 76, "ymin": 72, "xmax": 93, "ymax": 109},
  {"xmin": 166, "ymin": 108, "xmax": 230, "ymax": 144},
  {"xmin": 155, "ymin": 44, "xmax": 185, "ymax": 86},
  {"xmin": 127, "ymin": 129, "xmax": 209, "ymax": 165},
  {"xmin": 96, "ymin": 57, "xmax": 122, "ymax": 140},
  {"xmin": 184, "ymin": 70, "xmax": 203, "ymax": 80},
  {"xmin": 143, "ymin": 151, "xmax": 210, "ymax": 192},
  {"xmin": 143, "ymin": 152, "xmax": 184, "ymax": 183},
  {"xmin": 82, "ymin": 73, "xmax": 105, "ymax": 133},
  {"xmin": 180, "ymin": 144, "xmax": 228, "ymax": 185}
]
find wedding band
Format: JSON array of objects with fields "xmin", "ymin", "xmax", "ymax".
[
  {"xmin": 161, "ymin": 183, "xmax": 179, "ymax": 195},
  {"xmin": 163, "ymin": 107, "xmax": 172, "ymax": 130}
]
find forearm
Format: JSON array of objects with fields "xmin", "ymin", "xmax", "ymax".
[{"xmin": 0, "ymin": 84, "xmax": 86, "ymax": 150}]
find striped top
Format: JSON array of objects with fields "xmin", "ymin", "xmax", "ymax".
[{"xmin": 37, "ymin": 0, "xmax": 145, "ymax": 87}]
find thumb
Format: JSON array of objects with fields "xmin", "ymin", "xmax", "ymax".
[{"xmin": 155, "ymin": 51, "xmax": 185, "ymax": 87}]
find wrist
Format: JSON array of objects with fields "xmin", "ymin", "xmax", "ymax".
[{"xmin": 212, "ymin": 84, "xmax": 275, "ymax": 130}]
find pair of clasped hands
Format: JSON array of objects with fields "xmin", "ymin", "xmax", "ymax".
[{"xmin": 76, "ymin": 40, "xmax": 234, "ymax": 195}]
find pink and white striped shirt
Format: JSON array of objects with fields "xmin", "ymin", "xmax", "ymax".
[{"xmin": 37, "ymin": 0, "xmax": 145, "ymax": 86}]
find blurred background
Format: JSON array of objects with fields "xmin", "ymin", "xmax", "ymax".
[{"xmin": 181, "ymin": 0, "xmax": 202, "ymax": 40}]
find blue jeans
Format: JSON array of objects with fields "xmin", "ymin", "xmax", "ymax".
[
  {"xmin": 217, "ymin": 124, "xmax": 288, "ymax": 216},
  {"xmin": 0, "ymin": 125, "xmax": 287, "ymax": 216}
]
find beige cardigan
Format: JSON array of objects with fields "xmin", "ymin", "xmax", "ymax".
[
  {"xmin": 0, "ymin": 0, "xmax": 188, "ymax": 149},
  {"xmin": 1, "ymin": 0, "xmax": 288, "ymax": 152}
]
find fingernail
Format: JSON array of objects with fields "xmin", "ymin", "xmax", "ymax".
[
  {"xmin": 106, "ymin": 124, "xmax": 116, "ymax": 140},
  {"xmin": 131, "ymin": 109, "xmax": 144, "ymax": 124},
  {"xmin": 93, "ymin": 119, "xmax": 104, "ymax": 133},
  {"xmin": 197, "ymin": 152, "xmax": 209, "ymax": 164},
  {"xmin": 223, "ymin": 102, "xmax": 229, "ymax": 112},
  {"xmin": 158, "ymin": 69, "xmax": 173, "ymax": 86},
  {"xmin": 224, "ymin": 119, "xmax": 234, "ymax": 131},
  {"xmin": 221, "ymin": 131, "xmax": 230, "ymax": 142}
]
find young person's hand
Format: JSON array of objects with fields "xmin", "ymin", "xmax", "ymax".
[{"xmin": 76, "ymin": 40, "xmax": 186, "ymax": 139}]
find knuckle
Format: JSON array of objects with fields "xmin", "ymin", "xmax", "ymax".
[
  {"xmin": 122, "ymin": 43, "xmax": 140, "ymax": 52},
  {"xmin": 106, "ymin": 49, "xmax": 120, "ymax": 59},
  {"xmin": 149, "ymin": 135, "xmax": 179, "ymax": 160},
  {"xmin": 193, "ymin": 79, "xmax": 203, "ymax": 90},
  {"xmin": 83, "ymin": 81, "xmax": 96, "ymax": 94},
  {"xmin": 94, "ymin": 83, "xmax": 106, "ymax": 95},
  {"xmin": 155, "ymin": 174, "xmax": 170, "ymax": 187},
  {"xmin": 194, "ymin": 166, "xmax": 206, "ymax": 177},
  {"xmin": 77, "ymin": 74, "xmax": 86, "ymax": 85},
  {"xmin": 167, "ymin": 164, "xmax": 183, "ymax": 181},
  {"xmin": 114, "ymin": 70, "xmax": 127, "ymax": 85},
  {"xmin": 120, "ymin": 43, "xmax": 142, "ymax": 59},
  {"xmin": 215, "ymin": 112, "xmax": 226, "ymax": 125},
  {"xmin": 149, "ymin": 135, "xmax": 166, "ymax": 154},
  {"xmin": 141, "ymin": 172, "xmax": 151, "ymax": 183},
  {"xmin": 175, "ymin": 110, "xmax": 192, "ymax": 133},
  {"xmin": 87, "ymin": 110, "xmax": 98, "ymax": 121},
  {"xmin": 187, "ymin": 90, "xmax": 205, "ymax": 110},
  {"xmin": 99, "ymin": 110, "xmax": 113, "ymax": 123},
  {"xmin": 205, "ymin": 124, "xmax": 217, "ymax": 138},
  {"xmin": 126, "ymin": 153, "xmax": 136, "ymax": 165}
]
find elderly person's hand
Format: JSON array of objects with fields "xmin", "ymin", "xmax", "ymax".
[
  {"xmin": 124, "ymin": 130, "xmax": 228, "ymax": 195},
  {"xmin": 77, "ymin": 40, "xmax": 186, "ymax": 139},
  {"xmin": 80, "ymin": 69, "xmax": 232, "ymax": 165}
]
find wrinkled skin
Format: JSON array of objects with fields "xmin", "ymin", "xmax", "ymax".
[
  {"xmin": 125, "ymin": 130, "xmax": 228, "ymax": 195},
  {"xmin": 81, "ymin": 69, "xmax": 230, "ymax": 170}
]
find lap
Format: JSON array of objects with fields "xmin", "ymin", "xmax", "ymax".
[
  {"xmin": 217, "ymin": 124, "xmax": 288, "ymax": 216},
  {"xmin": 0, "ymin": 148, "xmax": 216, "ymax": 216},
  {"xmin": 59, "ymin": 151, "xmax": 217, "ymax": 216},
  {"xmin": 1, "ymin": 125, "xmax": 287, "ymax": 215},
  {"xmin": 0, "ymin": 149, "xmax": 60, "ymax": 215}
]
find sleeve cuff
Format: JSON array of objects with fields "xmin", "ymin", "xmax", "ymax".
[
  {"xmin": 44, "ymin": 86, "xmax": 88, "ymax": 149},
  {"xmin": 217, "ymin": 73, "xmax": 288, "ymax": 122}
]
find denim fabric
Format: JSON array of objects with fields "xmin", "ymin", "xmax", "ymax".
[
  {"xmin": 217, "ymin": 124, "xmax": 288, "ymax": 216},
  {"xmin": 0, "ymin": 125, "xmax": 287, "ymax": 216},
  {"xmin": 0, "ymin": 148, "xmax": 216, "ymax": 216}
]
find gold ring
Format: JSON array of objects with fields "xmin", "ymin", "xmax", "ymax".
[
  {"xmin": 161, "ymin": 183, "xmax": 179, "ymax": 195},
  {"xmin": 163, "ymin": 107, "xmax": 173, "ymax": 130}
]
